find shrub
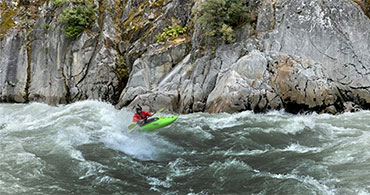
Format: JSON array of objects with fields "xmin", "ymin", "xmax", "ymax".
[
  {"xmin": 41, "ymin": 23, "xmax": 50, "ymax": 31},
  {"xmin": 53, "ymin": 0, "xmax": 68, "ymax": 7},
  {"xmin": 59, "ymin": 0, "xmax": 97, "ymax": 38},
  {"xmin": 197, "ymin": 0, "xmax": 254, "ymax": 44},
  {"xmin": 155, "ymin": 25, "xmax": 187, "ymax": 42},
  {"xmin": 220, "ymin": 24, "xmax": 234, "ymax": 43},
  {"xmin": 0, "ymin": 1, "xmax": 16, "ymax": 39},
  {"xmin": 116, "ymin": 56, "xmax": 130, "ymax": 79}
]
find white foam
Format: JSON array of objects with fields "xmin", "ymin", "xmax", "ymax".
[
  {"xmin": 94, "ymin": 175, "xmax": 122, "ymax": 185},
  {"xmin": 220, "ymin": 149, "xmax": 268, "ymax": 156},
  {"xmin": 281, "ymin": 143, "xmax": 321, "ymax": 153},
  {"xmin": 13, "ymin": 101, "xmax": 182, "ymax": 161},
  {"xmin": 100, "ymin": 109, "xmax": 184, "ymax": 161},
  {"xmin": 78, "ymin": 161, "xmax": 106, "ymax": 180},
  {"xmin": 147, "ymin": 176, "xmax": 172, "ymax": 192},
  {"xmin": 166, "ymin": 158, "xmax": 200, "ymax": 178},
  {"xmin": 210, "ymin": 158, "xmax": 253, "ymax": 173},
  {"xmin": 356, "ymin": 189, "xmax": 370, "ymax": 195},
  {"xmin": 256, "ymin": 171, "xmax": 336, "ymax": 195},
  {"xmin": 1, "ymin": 102, "xmax": 370, "ymax": 194},
  {"xmin": 102, "ymin": 132, "xmax": 158, "ymax": 160}
]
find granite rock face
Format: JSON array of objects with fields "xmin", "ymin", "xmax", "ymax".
[
  {"xmin": 0, "ymin": 0, "xmax": 369, "ymax": 114},
  {"xmin": 0, "ymin": 0, "xmax": 121, "ymax": 105},
  {"xmin": 119, "ymin": 0, "xmax": 370, "ymax": 114},
  {"xmin": 0, "ymin": 29, "xmax": 28, "ymax": 103},
  {"xmin": 261, "ymin": 0, "xmax": 370, "ymax": 112}
]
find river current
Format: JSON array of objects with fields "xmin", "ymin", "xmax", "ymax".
[{"xmin": 0, "ymin": 100, "xmax": 369, "ymax": 194}]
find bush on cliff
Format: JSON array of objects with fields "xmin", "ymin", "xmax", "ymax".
[
  {"xmin": 59, "ymin": 0, "xmax": 97, "ymax": 38},
  {"xmin": 53, "ymin": 0, "xmax": 68, "ymax": 7},
  {"xmin": 197, "ymin": 0, "xmax": 255, "ymax": 44},
  {"xmin": 0, "ymin": 1, "xmax": 16, "ymax": 40},
  {"xmin": 155, "ymin": 25, "xmax": 187, "ymax": 42}
]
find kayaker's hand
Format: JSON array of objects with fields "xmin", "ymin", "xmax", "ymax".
[{"xmin": 137, "ymin": 120, "xmax": 144, "ymax": 126}]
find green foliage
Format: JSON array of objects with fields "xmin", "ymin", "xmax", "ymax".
[
  {"xmin": 116, "ymin": 56, "xmax": 130, "ymax": 79},
  {"xmin": 197, "ymin": 0, "xmax": 253, "ymax": 44},
  {"xmin": 155, "ymin": 25, "xmax": 187, "ymax": 42},
  {"xmin": 53, "ymin": 0, "xmax": 68, "ymax": 6},
  {"xmin": 59, "ymin": 0, "xmax": 97, "ymax": 38},
  {"xmin": 41, "ymin": 23, "xmax": 50, "ymax": 31},
  {"xmin": 220, "ymin": 24, "xmax": 234, "ymax": 43},
  {"xmin": 0, "ymin": 1, "xmax": 16, "ymax": 39}
]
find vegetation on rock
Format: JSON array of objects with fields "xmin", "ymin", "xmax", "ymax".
[
  {"xmin": 53, "ymin": 0, "xmax": 68, "ymax": 7},
  {"xmin": 59, "ymin": 0, "xmax": 97, "ymax": 38},
  {"xmin": 115, "ymin": 56, "xmax": 130, "ymax": 79},
  {"xmin": 196, "ymin": 0, "xmax": 256, "ymax": 44},
  {"xmin": 0, "ymin": 1, "xmax": 17, "ymax": 40},
  {"xmin": 155, "ymin": 25, "xmax": 187, "ymax": 42}
]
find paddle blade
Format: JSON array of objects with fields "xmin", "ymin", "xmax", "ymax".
[
  {"xmin": 128, "ymin": 123, "xmax": 137, "ymax": 130},
  {"xmin": 154, "ymin": 108, "xmax": 165, "ymax": 115}
]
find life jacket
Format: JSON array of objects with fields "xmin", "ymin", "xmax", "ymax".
[
  {"xmin": 137, "ymin": 111, "xmax": 147, "ymax": 120},
  {"xmin": 133, "ymin": 111, "xmax": 152, "ymax": 122}
]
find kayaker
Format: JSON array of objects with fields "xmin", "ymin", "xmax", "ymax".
[{"xmin": 133, "ymin": 105, "xmax": 152, "ymax": 126}]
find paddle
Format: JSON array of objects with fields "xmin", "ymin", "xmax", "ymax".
[{"xmin": 128, "ymin": 108, "xmax": 165, "ymax": 130}]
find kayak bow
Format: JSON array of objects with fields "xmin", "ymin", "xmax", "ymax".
[{"xmin": 141, "ymin": 116, "xmax": 178, "ymax": 131}]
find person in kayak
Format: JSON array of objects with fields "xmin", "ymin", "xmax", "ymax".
[{"xmin": 133, "ymin": 105, "xmax": 153, "ymax": 126}]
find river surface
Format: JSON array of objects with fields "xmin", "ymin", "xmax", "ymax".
[{"xmin": 0, "ymin": 101, "xmax": 370, "ymax": 194}]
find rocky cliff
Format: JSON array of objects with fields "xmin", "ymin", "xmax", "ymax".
[{"xmin": 0, "ymin": 0, "xmax": 369, "ymax": 114}]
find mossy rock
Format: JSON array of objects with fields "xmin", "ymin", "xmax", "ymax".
[
  {"xmin": 0, "ymin": 1, "xmax": 17, "ymax": 39},
  {"xmin": 115, "ymin": 55, "xmax": 130, "ymax": 79}
]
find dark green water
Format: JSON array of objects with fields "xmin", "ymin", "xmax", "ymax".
[{"xmin": 1, "ymin": 101, "xmax": 369, "ymax": 194}]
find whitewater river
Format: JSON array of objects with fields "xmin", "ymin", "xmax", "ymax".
[{"xmin": 0, "ymin": 101, "xmax": 370, "ymax": 194}]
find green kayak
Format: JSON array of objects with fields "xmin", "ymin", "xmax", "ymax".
[{"xmin": 140, "ymin": 116, "xmax": 178, "ymax": 131}]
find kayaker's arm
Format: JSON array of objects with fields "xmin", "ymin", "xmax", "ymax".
[{"xmin": 141, "ymin": 111, "xmax": 153, "ymax": 118}]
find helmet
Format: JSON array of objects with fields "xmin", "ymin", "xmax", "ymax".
[{"xmin": 135, "ymin": 105, "xmax": 142, "ymax": 113}]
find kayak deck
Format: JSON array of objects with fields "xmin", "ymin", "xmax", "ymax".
[{"xmin": 141, "ymin": 116, "xmax": 178, "ymax": 131}]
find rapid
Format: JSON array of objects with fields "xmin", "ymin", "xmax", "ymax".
[{"xmin": 0, "ymin": 100, "xmax": 369, "ymax": 194}]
